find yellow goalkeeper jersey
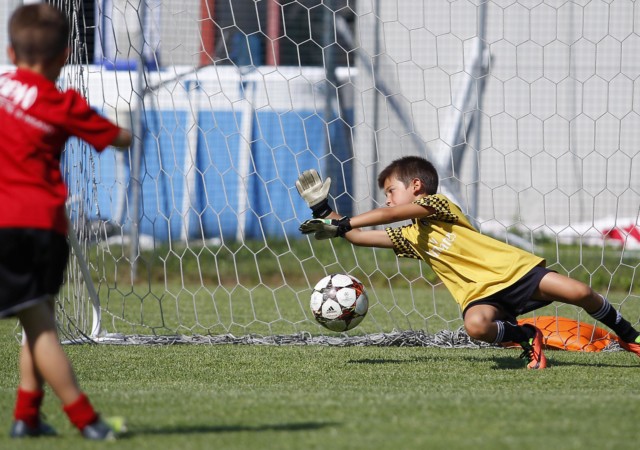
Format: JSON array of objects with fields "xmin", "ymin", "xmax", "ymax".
[{"xmin": 385, "ymin": 194, "xmax": 545, "ymax": 311}]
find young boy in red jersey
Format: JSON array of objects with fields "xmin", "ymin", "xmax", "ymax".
[
  {"xmin": 297, "ymin": 156, "xmax": 640, "ymax": 369},
  {"xmin": 0, "ymin": 4, "xmax": 132, "ymax": 440}
]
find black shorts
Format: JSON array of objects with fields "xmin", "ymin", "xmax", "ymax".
[
  {"xmin": 0, "ymin": 229, "xmax": 69, "ymax": 318},
  {"xmin": 462, "ymin": 265, "xmax": 554, "ymax": 323}
]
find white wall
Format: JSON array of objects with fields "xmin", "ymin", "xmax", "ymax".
[
  {"xmin": 0, "ymin": 0, "xmax": 29, "ymax": 66},
  {"xmin": 1, "ymin": 0, "xmax": 638, "ymax": 230},
  {"xmin": 353, "ymin": 0, "xmax": 640, "ymax": 230}
]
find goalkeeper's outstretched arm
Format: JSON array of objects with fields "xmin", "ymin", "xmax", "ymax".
[
  {"xmin": 318, "ymin": 208, "xmax": 393, "ymax": 248},
  {"xmin": 300, "ymin": 202, "xmax": 432, "ymax": 249},
  {"xmin": 296, "ymin": 169, "xmax": 433, "ymax": 248},
  {"xmin": 340, "ymin": 203, "xmax": 430, "ymax": 248}
]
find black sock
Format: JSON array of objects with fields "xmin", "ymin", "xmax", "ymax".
[
  {"xmin": 493, "ymin": 321, "xmax": 536, "ymax": 344},
  {"xmin": 589, "ymin": 297, "xmax": 640, "ymax": 343}
]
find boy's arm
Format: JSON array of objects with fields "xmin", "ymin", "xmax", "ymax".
[
  {"xmin": 300, "ymin": 202, "xmax": 432, "ymax": 247},
  {"xmin": 110, "ymin": 128, "xmax": 132, "ymax": 149},
  {"xmin": 348, "ymin": 203, "xmax": 432, "ymax": 228},
  {"xmin": 317, "ymin": 209, "xmax": 392, "ymax": 247},
  {"xmin": 344, "ymin": 229, "xmax": 394, "ymax": 248},
  {"xmin": 296, "ymin": 169, "xmax": 433, "ymax": 246},
  {"xmin": 57, "ymin": 90, "xmax": 133, "ymax": 151}
]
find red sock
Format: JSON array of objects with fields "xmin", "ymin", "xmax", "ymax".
[
  {"xmin": 63, "ymin": 393, "xmax": 99, "ymax": 430},
  {"xmin": 14, "ymin": 388, "xmax": 44, "ymax": 428}
]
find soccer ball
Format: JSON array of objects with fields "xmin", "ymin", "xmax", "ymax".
[{"xmin": 310, "ymin": 273, "xmax": 368, "ymax": 332}]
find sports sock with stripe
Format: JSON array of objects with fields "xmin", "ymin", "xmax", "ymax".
[
  {"xmin": 492, "ymin": 321, "xmax": 536, "ymax": 344},
  {"xmin": 589, "ymin": 297, "xmax": 640, "ymax": 343}
]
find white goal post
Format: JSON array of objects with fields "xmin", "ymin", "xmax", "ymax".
[{"xmin": 18, "ymin": 0, "xmax": 638, "ymax": 346}]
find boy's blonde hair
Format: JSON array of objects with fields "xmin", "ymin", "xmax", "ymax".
[
  {"xmin": 9, "ymin": 4, "xmax": 69, "ymax": 65},
  {"xmin": 377, "ymin": 156, "xmax": 439, "ymax": 195}
]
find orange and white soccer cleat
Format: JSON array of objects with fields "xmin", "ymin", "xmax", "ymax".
[
  {"xmin": 618, "ymin": 336, "xmax": 640, "ymax": 359},
  {"xmin": 519, "ymin": 324, "xmax": 548, "ymax": 369}
]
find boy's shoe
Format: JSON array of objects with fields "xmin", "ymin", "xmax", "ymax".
[
  {"xmin": 519, "ymin": 324, "xmax": 547, "ymax": 369},
  {"xmin": 618, "ymin": 335, "xmax": 640, "ymax": 358},
  {"xmin": 82, "ymin": 416, "xmax": 126, "ymax": 441},
  {"xmin": 10, "ymin": 419, "xmax": 57, "ymax": 438}
]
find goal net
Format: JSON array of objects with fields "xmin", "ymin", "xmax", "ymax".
[{"xmin": 45, "ymin": 0, "xmax": 639, "ymax": 346}]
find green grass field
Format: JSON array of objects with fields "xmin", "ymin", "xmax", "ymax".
[
  {"xmin": 1, "ymin": 317, "xmax": 640, "ymax": 450},
  {"xmin": 2, "ymin": 240, "xmax": 639, "ymax": 448}
]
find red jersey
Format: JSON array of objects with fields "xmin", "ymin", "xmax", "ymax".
[{"xmin": 0, "ymin": 68, "xmax": 120, "ymax": 235}]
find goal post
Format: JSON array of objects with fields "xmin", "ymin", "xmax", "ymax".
[{"xmin": 40, "ymin": 0, "xmax": 640, "ymax": 345}]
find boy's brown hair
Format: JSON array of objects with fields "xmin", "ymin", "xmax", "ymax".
[
  {"xmin": 377, "ymin": 156, "xmax": 439, "ymax": 195},
  {"xmin": 9, "ymin": 3, "xmax": 69, "ymax": 65}
]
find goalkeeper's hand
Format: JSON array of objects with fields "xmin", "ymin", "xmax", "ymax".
[
  {"xmin": 299, "ymin": 217, "xmax": 352, "ymax": 240},
  {"xmin": 295, "ymin": 169, "xmax": 333, "ymax": 218}
]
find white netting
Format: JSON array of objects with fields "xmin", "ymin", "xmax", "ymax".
[{"xmin": 12, "ymin": 0, "xmax": 637, "ymax": 345}]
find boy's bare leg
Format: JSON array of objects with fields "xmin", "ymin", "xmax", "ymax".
[
  {"xmin": 536, "ymin": 272, "xmax": 640, "ymax": 351},
  {"xmin": 534, "ymin": 272, "xmax": 601, "ymax": 311},
  {"xmin": 463, "ymin": 304, "xmax": 502, "ymax": 342},
  {"xmin": 16, "ymin": 299, "xmax": 82, "ymax": 405},
  {"xmin": 13, "ymin": 299, "xmax": 113, "ymax": 439},
  {"xmin": 464, "ymin": 304, "xmax": 546, "ymax": 369},
  {"xmin": 18, "ymin": 335, "xmax": 44, "ymax": 393}
]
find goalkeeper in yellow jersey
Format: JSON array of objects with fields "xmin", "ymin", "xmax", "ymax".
[{"xmin": 297, "ymin": 156, "xmax": 640, "ymax": 369}]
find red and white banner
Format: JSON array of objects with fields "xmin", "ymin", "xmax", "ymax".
[
  {"xmin": 602, "ymin": 223, "xmax": 640, "ymax": 249},
  {"xmin": 480, "ymin": 217, "xmax": 640, "ymax": 250}
]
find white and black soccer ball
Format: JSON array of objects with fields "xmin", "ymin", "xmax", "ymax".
[{"xmin": 310, "ymin": 273, "xmax": 368, "ymax": 332}]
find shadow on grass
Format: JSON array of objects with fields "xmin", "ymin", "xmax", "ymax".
[
  {"xmin": 490, "ymin": 355, "xmax": 638, "ymax": 370},
  {"xmin": 125, "ymin": 421, "xmax": 338, "ymax": 438},
  {"xmin": 347, "ymin": 353, "xmax": 638, "ymax": 370},
  {"xmin": 347, "ymin": 358, "xmax": 416, "ymax": 364}
]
